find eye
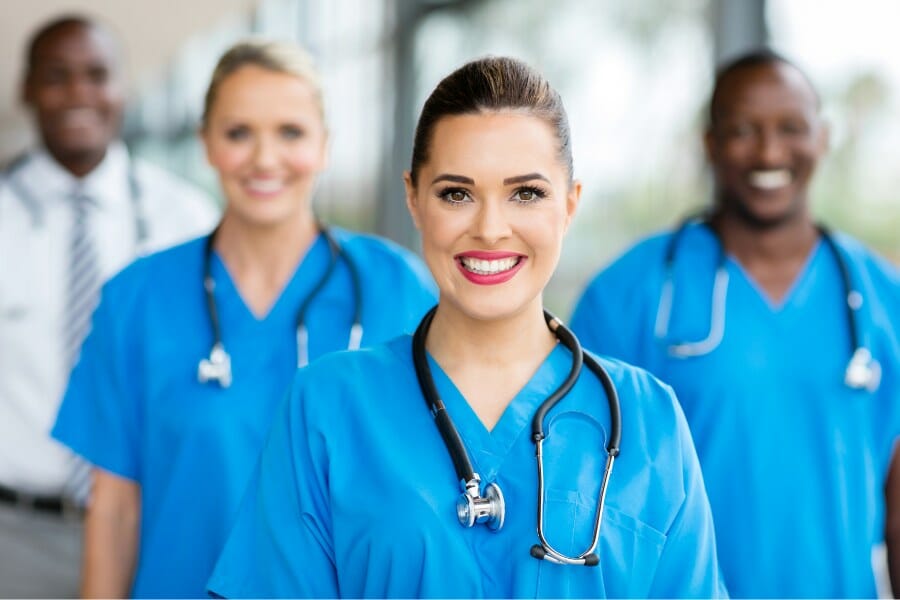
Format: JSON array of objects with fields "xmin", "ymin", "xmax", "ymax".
[
  {"xmin": 39, "ymin": 67, "xmax": 68, "ymax": 85},
  {"xmin": 224, "ymin": 125, "xmax": 251, "ymax": 141},
  {"xmin": 511, "ymin": 185, "xmax": 547, "ymax": 204},
  {"xmin": 87, "ymin": 66, "xmax": 109, "ymax": 85},
  {"xmin": 279, "ymin": 124, "xmax": 305, "ymax": 140},
  {"xmin": 780, "ymin": 120, "xmax": 810, "ymax": 136},
  {"xmin": 438, "ymin": 187, "xmax": 472, "ymax": 205},
  {"xmin": 720, "ymin": 122, "xmax": 755, "ymax": 140}
]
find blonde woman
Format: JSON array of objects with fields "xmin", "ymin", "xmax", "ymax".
[{"xmin": 52, "ymin": 40, "xmax": 436, "ymax": 598}]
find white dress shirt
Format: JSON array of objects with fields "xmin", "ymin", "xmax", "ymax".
[{"xmin": 0, "ymin": 142, "xmax": 219, "ymax": 495}]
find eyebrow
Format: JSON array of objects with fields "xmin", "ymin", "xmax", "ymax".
[
  {"xmin": 431, "ymin": 174, "xmax": 474, "ymax": 185},
  {"xmin": 430, "ymin": 172, "xmax": 550, "ymax": 186},
  {"xmin": 503, "ymin": 173, "xmax": 550, "ymax": 185}
]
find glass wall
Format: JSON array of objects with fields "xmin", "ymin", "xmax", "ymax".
[
  {"xmin": 411, "ymin": 0, "xmax": 714, "ymax": 313},
  {"xmin": 127, "ymin": 0, "xmax": 720, "ymax": 315},
  {"xmin": 769, "ymin": 0, "xmax": 900, "ymax": 261}
]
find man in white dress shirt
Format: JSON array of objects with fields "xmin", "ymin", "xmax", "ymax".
[{"xmin": 0, "ymin": 15, "xmax": 218, "ymax": 597}]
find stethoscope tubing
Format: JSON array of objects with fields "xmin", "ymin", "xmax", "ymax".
[
  {"xmin": 413, "ymin": 305, "xmax": 622, "ymax": 566},
  {"xmin": 200, "ymin": 223, "xmax": 363, "ymax": 386}
]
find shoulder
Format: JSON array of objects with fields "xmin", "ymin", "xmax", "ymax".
[
  {"xmin": 329, "ymin": 227, "xmax": 434, "ymax": 285},
  {"xmin": 132, "ymin": 158, "xmax": 218, "ymax": 215},
  {"xmin": 103, "ymin": 236, "xmax": 206, "ymax": 304},
  {"xmin": 577, "ymin": 230, "xmax": 673, "ymax": 308},
  {"xmin": 330, "ymin": 227, "xmax": 420, "ymax": 263},
  {"xmin": 288, "ymin": 335, "xmax": 413, "ymax": 415},
  {"xmin": 832, "ymin": 232, "xmax": 900, "ymax": 288}
]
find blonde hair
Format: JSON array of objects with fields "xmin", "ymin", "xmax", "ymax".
[{"xmin": 202, "ymin": 39, "xmax": 324, "ymax": 127}]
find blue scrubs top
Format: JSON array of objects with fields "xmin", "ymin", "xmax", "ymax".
[
  {"xmin": 207, "ymin": 335, "xmax": 726, "ymax": 598},
  {"xmin": 52, "ymin": 228, "xmax": 437, "ymax": 598},
  {"xmin": 571, "ymin": 222, "xmax": 900, "ymax": 598}
]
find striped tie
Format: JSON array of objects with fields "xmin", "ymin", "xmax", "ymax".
[{"xmin": 62, "ymin": 188, "xmax": 102, "ymax": 506}]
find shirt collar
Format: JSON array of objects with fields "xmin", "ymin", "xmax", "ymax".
[{"xmin": 25, "ymin": 141, "xmax": 132, "ymax": 210}]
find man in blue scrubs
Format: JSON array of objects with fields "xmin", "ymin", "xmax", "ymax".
[{"xmin": 571, "ymin": 49, "xmax": 900, "ymax": 597}]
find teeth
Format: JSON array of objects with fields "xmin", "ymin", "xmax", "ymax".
[
  {"xmin": 460, "ymin": 256, "xmax": 519, "ymax": 275},
  {"xmin": 246, "ymin": 179, "xmax": 284, "ymax": 194},
  {"xmin": 748, "ymin": 169, "xmax": 792, "ymax": 190},
  {"xmin": 61, "ymin": 108, "xmax": 99, "ymax": 127}
]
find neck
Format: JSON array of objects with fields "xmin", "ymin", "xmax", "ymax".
[
  {"xmin": 709, "ymin": 207, "xmax": 820, "ymax": 303},
  {"xmin": 710, "ymin": 207, "xmax": 819, "ymax": 266},
  {"xmin": 425, "ymin": 297, "xmax": 556, "ymax": 372},
  {"xmin": 213, "ymin": 211, "xmax": 319, "ymax": 316},
  {"xmin": 47, "ymin": 146, "xmax": 108, "ymax": 179}
]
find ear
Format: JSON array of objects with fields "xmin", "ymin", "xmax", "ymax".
[
  {"xmin": 21, "ymin": 75, "xmax": 34, "ymax": 108},
  {"xmin": 403, "ymin": 171, "xmax": 422, "ymax": 230},
  {"xmin": 563, "ymin": 179, "xmax": 582, "ymax": 231},
  {"xmin": 815, "ymin": 118, "xmax": 831, "ymax": 155},
  {"xmin": 318, "ymin": 127, "xmax": 331, "ymax": 172},
  {"xmin": 199, "ymin": 126, "xmax": 216, "ymax": 166},
  {"xmin": 703, "ymin": 128, "xmax": 716, "ymax": 163}
]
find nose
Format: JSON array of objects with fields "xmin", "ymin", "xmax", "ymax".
[
  {"xmin": 64, "ymin": 74, "xmax": 95, "ymax": 104},
  {"xmin": 471, "ymin": 198, "xmax": 512, "ymax": 244},
  {"xmin": 252, "ymin": 134, "xmax": 280, "ymax": 169},
  {"xmin": 756, "ymin": 127, "xmax": 789, "ymax": 166}
]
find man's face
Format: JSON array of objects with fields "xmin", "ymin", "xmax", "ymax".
[
  {"xmin": 705, "ymin": 61, "xmax": 827, "ymax": 229},
  {"xmin": 23, "ymin": 23, "xmax": 125, "ymax": 170}
]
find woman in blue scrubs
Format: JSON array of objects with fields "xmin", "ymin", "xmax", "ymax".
[
  {"xmin": 51, "ymin": 40, "xmax": 436, "ymax": 598},
  {"xmin": 207, "ymin": 56, "xmax": 726, "ymax": 599}
]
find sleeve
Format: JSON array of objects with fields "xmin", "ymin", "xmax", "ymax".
[
  {"xmin": 648, "ymin": 393, "xmax": 728, "ymax": 599},
  {"xmin": 207, "ymin": 373, "xmax": 338, "ymax": 599},
  {"xmin": 51, "ymin": 278, "xmax": 142, "ymax": 480}
]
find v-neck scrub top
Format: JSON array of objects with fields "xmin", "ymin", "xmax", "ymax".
[
  {"xmin": 207, "ymin": 336, "xmax": 727, "ymax": 598},
  {"xmin": 570, "ymin": 222, "xmax": 900, "ymax": 598},
  {"xmin": 51, "ymin": 228, "xmax": 437, "ymax": 598}
]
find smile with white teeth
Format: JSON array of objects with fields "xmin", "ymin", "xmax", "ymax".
[
  {"xmin": 748, "ymin": 169, "xmax": 792, "ymax": 190},
  {"xmin": 245, "ymin": 179, "xmax": 285, "ymax": 194},
  {"xmin": 59, "ymin": 108, "xmax": 101, "ymax": 128},
  {"xmin": 459, "ymin": 256, "xmax": 521, "ymax": 275}
]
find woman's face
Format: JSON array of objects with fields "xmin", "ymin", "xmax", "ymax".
[
  {"xmin": 202, "ymin": 64, "xmax": 327, "ymax": 228},
  {"xmin": 405, "ymin": 111, "xmax": 580, "ymax": 322}
]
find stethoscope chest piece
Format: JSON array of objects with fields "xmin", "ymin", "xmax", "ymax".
[
  {"xmin": 845, "ymin": 347, "xmax": 881, "ymax": 392},
  {"xmin": 457, "ymin": 478, "xmax": 505, "ymax": 531},
  {"xmin": 198, "ymin": 342, "xmax": 233, "ymax": 388}
]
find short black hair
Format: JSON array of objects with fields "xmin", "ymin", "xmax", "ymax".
[
  {"xmin": 708, "ymin": 48, "xmax": 820, "ymax": 126},
  {"xmin": 25, "ymin": 15, "xmax": 112, "ymax": 75}
]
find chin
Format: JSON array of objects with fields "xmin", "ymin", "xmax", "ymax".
[{"xmin": 444, "ymin": 290, "xmax": 538, "ymax": 324}]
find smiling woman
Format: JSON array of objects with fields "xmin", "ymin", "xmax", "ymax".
[
  {"xmin": 206, "ymin": 56, "xmax": 727, "ymax": 599},
  {"xmin": 49, "ymin": 39, "xmax": 437, "ymax": 599}
]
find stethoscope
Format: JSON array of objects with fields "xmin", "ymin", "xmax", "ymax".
[
  {"xmin": 197, "ymin": 224, "xmax": 363, "ymax": 388},
  {"xmin": 3, "ymin": 152, "xmax": 149, "ymax": 244},
  {"xmin": 654, "ymin": 216, "xmax": 881, "ymax": 391},
  {"xmin": 412, "ymin": 306, "xmax": 622, "ymax": 567}
]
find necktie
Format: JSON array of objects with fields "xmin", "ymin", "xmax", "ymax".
[
  {"xmin": 63, "ymin": 189, "xmax": 101, "ymax": 367},
  {"xmin": 62, "ymin": 188, "xmax": 101, "ymax": 505}
]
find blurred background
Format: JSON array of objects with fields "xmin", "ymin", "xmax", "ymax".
[{"xmin": 3, "ymin": 0, "xmax": 900, "ymax": 316}]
